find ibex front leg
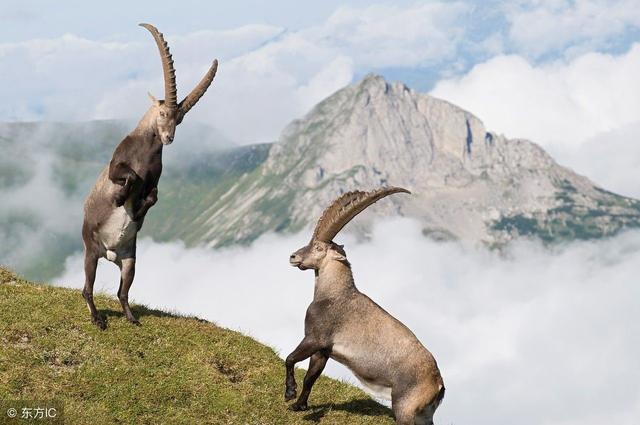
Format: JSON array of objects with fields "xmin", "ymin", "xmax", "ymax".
[
  {"xmin": 133, "ymin": 187, "xmax": 158, "ymax": 222},
  {"xmin": 284, "ymin": 336, "xmax": 325, "ymax": 402},
  {"xmin": 290, "ymin": 350, "xmax": 328, "ymax": 411},
  {"xmin": 109, "ymin": 161, "xmax": 139, "ymax": 207}
]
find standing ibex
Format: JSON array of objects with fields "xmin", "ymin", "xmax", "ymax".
[
  {"xmin": 286, "ymin": 188, "xmax": 445, "ymax": 425},
  {"xmin": 81, "ymin": 23, "xmax": 218, "ymax": 329}
]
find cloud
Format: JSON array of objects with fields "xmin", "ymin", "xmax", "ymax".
[
  {"xmin": 55, "ymin": 218, "xmax": 640, "ymax": 425},
  {"xmin": 317, "ymin": 2, "xmax": 469, "ymax": 68},
  {"xmin": 3, "ymin": 1, "xmax": 640, "ymax": 144},
  {"xmin": 431, "ymin": 43, "xmax": 640, "ymax": 150},
  {"xmin": 6, "ymin": 1, "xmax": 640, "ymax": 146},
  {"xmin": 92, "ymin": 1, "xmax": 472, "ymax": 143},
  {"xmin": 504, "ymin": 0, "xmax": 640, "ymax": 59},
  {"xmin": 430, "ymin": 42, "xmax": 640, "ymax": 199},
  {"xmin": 0, "ymin": 124, "xmax": 86, "ymax": 274},
  {"xmin": 188, "ymin": 32, "xmax": 355, "ymax": 143},
  {"xmin": 0, "ymin": 25, "xmax": 283, "ymax": 123},
  {"xmin": 0, "ymin": 2, "xmax": 472, "ymax": 143},
  {"xmin": 553, "ymin": 121, "xmax": 640, "ymax": 199}
]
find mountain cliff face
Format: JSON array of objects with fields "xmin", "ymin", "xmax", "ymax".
[{"xmin": 189, "ymin": 74, "xmax": 640, "ymax": 247}]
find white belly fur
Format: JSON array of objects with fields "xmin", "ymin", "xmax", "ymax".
[
  {"xmin": 353, "ymin": 373, "xmax": 392, "ymax": 401},
  {"xmin": 331, "ymin": 343, "xmax": 392, "ymax": 401},
  {"xmin": 100, "ymin": 202, "xmax": 138, "ymax": 258}
]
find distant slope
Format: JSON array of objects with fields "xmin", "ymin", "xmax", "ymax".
[
  {"xmin": 0, "ymin": 267, "xmax": 393, "ymax": 424},
  {"xmin": 143, "ymin": 143, "xmax": 271, "ymax": 245}
]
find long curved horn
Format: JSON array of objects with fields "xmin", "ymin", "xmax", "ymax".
[
  {"xmin": 312, "ymin": 187, "xmax": 411, "ymax": 243},
  {"xmin": 177, "ymin": 59, "xmax": 218, "ymax": 124},
  {"xmin": 139, "ymin": 23, "xmax": 177, "ymax": 110}
]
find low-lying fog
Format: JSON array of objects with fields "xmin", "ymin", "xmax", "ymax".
[{"xmin": 55, "ymin": 218, "xmax": 640, "ymax": 425}]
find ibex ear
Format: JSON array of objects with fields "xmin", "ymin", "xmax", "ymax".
[
  {"xmin": 329, "ymin": 248, "xmax": 347, "ymax": 262},
  {"xmin": 147, "ymin": 92, "xmax": 160, "ymax": 105}
]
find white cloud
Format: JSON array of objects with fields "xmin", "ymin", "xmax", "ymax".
[
  {"xmin": 0, "ymin": 2, "xmax": 471, "ymax": 143},
  {"xmin": 0, "ymin": 124, "xmax": 85, "ymax": 270},
  {"xmin": 553, "ymin": 121, "xmax": 640, "ymax": 199},
  {"xmin": 0, "ymin": 25, "xmax": 283, "ymax": 124},
  {"xmin": 3, "ymin": 1, "xmax": 640, "ymax": 145},
  {"xmin": 430, "ymin": 43, "xmax": 640, "ymax": 199},
  {"xmin": 505, "ymin": 0, "xmax": 640, "ymax": 58},
  {"xmin": 317, "ymin": 2, "xmax": 468, "ymax": 68},
  {"xmin": 55, "ymin": 218, "xmax": 640, "ymax": 425},
  {"xmin": 189, "ymin": 32, "xmax": 355, "ymax": 143},
  {"xmin": 431, "ymin": 43, "xmax": 640, "ymax": 150},
  {"xmin": 89, "ymin": 1, "xmax": 471, "ymax": 143}
]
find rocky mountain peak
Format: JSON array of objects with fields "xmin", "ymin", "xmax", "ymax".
[{"xmin": 194, "ymin": 75, "xmax": 640, "ymax": 247}]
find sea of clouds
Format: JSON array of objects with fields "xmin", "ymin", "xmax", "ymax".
[{"xmin": 55, "ymin": 218, "xmax": 640, "ymax": 425}]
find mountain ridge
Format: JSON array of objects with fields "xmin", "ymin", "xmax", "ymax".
[{"xmin": 185, "ymin": 74, "xmax": 640, "ymax": 247}]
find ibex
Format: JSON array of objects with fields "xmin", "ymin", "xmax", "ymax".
[
  {"xmin": 81, "ymin": 23, "xmax": 218, "ymax": 329},
  {"xmin": 285, "ymin": 188, "xmax": 445, "ymax": 425}
]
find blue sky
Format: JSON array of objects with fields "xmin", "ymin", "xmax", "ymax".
[{"xmin": 1, "ymin": 1, "xmax": 640, "ymax": 195}]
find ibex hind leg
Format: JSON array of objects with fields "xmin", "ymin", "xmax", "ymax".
[
  {"xmin": 117, "ymin": 257, "xmax": 139, "ymax": 325},
  {"xmin": 83, "ymin": 249, "xmax": 106, "ymax": 330},
  {"xmin": 405, "ymin": 384, "xmax": 445, "ymax": 425},
  {"xmin": 392, "ymin": 386, "xmax": 438, "ymax": 425},
  {"xmin": 415, "ymin": 407, "xmax": 435, "ymax": 425}
]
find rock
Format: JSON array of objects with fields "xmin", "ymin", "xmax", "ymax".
[{"xmin": 195, "ymin": 74, "xmax": 640, "ymax": 246}]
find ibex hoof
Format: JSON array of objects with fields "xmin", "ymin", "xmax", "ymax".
[
  {"xmin": 289, "ymin": 401, "xmax": 308, "ymax": 411},
  {"xmin": 93, "ymin": 316, "xmax": 107, "ymax": 331},
  {"xmin": 284, "ymin": 387, "xmax": 297, "ymax": 401}
]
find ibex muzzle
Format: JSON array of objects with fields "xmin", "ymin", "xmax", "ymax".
[
  {"xmin": 285, "ymin": 187, "xmax": 445, "ymax": 425},
  {"xmin": 81, "ymin": 24, "xmax": 218, "ymax": 330}
]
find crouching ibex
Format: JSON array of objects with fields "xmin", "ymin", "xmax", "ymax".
[
  {"xmin": 82, "ymin": 23, "xmax": 218, "ymax": 329},
  {"xmin": 285, "ymin": 188, "xmax": 445, "ymax": 425}
]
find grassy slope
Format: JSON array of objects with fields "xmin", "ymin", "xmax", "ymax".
[{"xmin": 0, "ymin": 268, "xmax": 393, "ymax": 425}]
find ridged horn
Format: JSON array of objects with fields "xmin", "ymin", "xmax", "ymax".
[
  {"xmin": 177, "ymin": 59, "xmax": 218, "ymax": 124},
  {"xmin": 312, "ymin": 187, "xmax": 411, "ymax": 243},
  {"xmin": 139, "ymin": 23, "xmax": 177, "ymax": 110}
]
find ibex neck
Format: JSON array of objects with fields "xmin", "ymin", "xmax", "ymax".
[
  {"xmin": 130, "ymin": 110, "xmax": 161, "ymax": 144},
  {"xmin": 314, "ymin": 260, "xmax": 356, "ymax": 301}
]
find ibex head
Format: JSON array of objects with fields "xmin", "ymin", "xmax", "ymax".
[
  {"xmin": 289, "ymin": 187, "xmax": 411, "ymax": 271},
  {"xmin": 139, "ymin": 23, "xmax": 218, "ymax": 145},
  {"xmin": 289, "ymin": 240, "xmax": 347, "ymax": 271}
]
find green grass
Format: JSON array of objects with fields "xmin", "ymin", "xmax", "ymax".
[{"xmin": 0, "ymin": 267, "xmax": 393, "ymax": 425}]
